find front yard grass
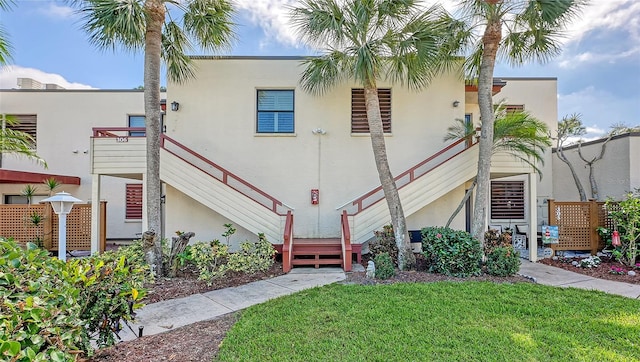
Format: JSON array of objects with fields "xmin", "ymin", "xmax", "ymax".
[{"xmin": 217, "ymin": 282, "xmax": 640, "ymax": 361}]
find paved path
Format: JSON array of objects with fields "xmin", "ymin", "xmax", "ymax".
[
  {"xmin": 119, "ymin": 261, "xmax": 639, "ymax": 342},
  {"xmin": 519, "ymin": 260, "xmax": 640, "ymax": 299},
  {"xmin": 119, "ymin": 267, "xmax": 346, "ymax": 341}
]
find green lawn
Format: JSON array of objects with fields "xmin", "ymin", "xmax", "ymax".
[{"xmin": 217, "ymin": 282, "xmax": 640, "ymax": 361}]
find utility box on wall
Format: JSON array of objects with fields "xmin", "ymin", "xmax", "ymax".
[{"xmin": 311, "ymin": 189, "xmax": 319, "ymax": 205}]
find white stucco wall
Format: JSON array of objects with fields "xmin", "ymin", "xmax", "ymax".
[
  {"xmin": 486, "ymin": 78, "xmax": 557, "ymax": 227},
  {"xmin": 164, "ymin": 57, "xmax": 467, "ymax": 241},
  {"xmin": 0, "ymin": 89, "xmax": 157, "ymax": 240},
  {"xmin": 553, "ymin": 133, "xmax": 639, "ymax": 201}
]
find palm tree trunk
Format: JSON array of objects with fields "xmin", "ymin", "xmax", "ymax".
[
  {"xmin": 144, "ymin": 0, "xmax": 164, "ymax": 276},
  {"xmin": 471, "ymin": 16, "xmax": 501, "ymax": 246},
  {"xmin": 363, "ymin": 84, "xmax": 413, "ymax": 270}
]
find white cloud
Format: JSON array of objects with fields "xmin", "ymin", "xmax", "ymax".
[
  {"xmin": 37, "ymin": 2, "xmax": 75, "ymax": 20},
  {"xmin": 235, "ymin": 0, "xmax": 300, "ymax": 47},
  {"xmin": 565, "ymin": 0, "xmax": 640, "ymax": 45},
  {"xmin": 0, "ymin": 65, "xmax": 95, "ymax": 89}
]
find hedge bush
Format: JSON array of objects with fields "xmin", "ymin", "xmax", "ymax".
[
  {"xmin": 369, "ymin": 225, "xmax": 398, "ymax": 267},
  {"xmin": 0, "ymin": 237, "xmax": 149, "ymax": 361},
  {"xmin": 373, "ymin": 252, "xmax": 396, "ymax": 280},
  {"xmin": 485, "ymin": 246, "xmax": 521, "ymax": 276},
  {"xmin": 421, "ymin": 227, "xmax": 482, "ymax": 277}
]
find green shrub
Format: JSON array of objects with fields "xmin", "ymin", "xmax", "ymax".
[
  {"xmin": 485, "ymin": 246, "xmax": 521, "ymax": 276},
  {"xmin": 374, "ymin": 252, "xmax": 396, "ymax": 280},
  {"xmin": 227, "ymin": 234, "xmax": 276, "ymax": 274},
  {"xmin": 369, "ymin": 225, "xmax": 398, "ymax": 266},
  {"xmin": 421, "ymin": 227, "xmax": 482, "ymax": 277},
  {"xmin": 190, "ymin": 240, "xmax": 230, "ymax": 283},
  {"xmin": 0, "ymin": 237, "xmax": 150, "ymax": 360},
  {"xmin": 74, "ymin": 248, "xmax": 149, "ymax": 347},
  {"xmin": 0, "ymin": 238, "xmax": 88, "ymax": 361}
]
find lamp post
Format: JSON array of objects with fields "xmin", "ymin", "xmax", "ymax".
[{"xmin": 42, "ymin": 191, "xmax": 82, "ymax": 261}]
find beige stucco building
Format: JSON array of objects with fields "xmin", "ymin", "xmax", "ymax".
[
  {"xmin": 0, "ymin": 84, "xmax": 159, "ymax": 240},
  {"xmin": 553, "ymin": 132, "xmax": 640, "ymax": 201},
  {"xmin": 2, "ymin": 58, "xmax": 559, "ymax": 264}
]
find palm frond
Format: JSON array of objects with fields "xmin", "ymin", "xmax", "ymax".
[
  {"xmin": 299, "ymin": 53, "xmax": 352, "ymax": 95},
  {"xmin": 443, "ymin": 118, "xmax": 475, "ymax": 142},
  {"xmin": 0, "ymin": 127, "xmax": 46, "ymax": 167},
  {"xmin": 163, "ymin": 21, "xmax": 195, "ymax": 84},
  {"xmin": 493, "ymin": 110, "xmax": 551, "ymax": 176},
  {"xmin": 183, "ymin": 0, "xmax": 235, "ymax": 53},
  {"xmin": 74, "ymin": 0, "xmax": 146, "ymax": 51}
]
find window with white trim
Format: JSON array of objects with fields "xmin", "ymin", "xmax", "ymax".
[{"xmin": 256, "ymin": 90, "xmax": 294, "ymax": 133}]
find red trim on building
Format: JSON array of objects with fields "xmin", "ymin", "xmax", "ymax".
[{"xmin": 0, "ymin": 170, "xmax": 81, "ymax": 185}]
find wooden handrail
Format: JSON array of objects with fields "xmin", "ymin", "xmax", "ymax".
[
  {"xmin": 92, "ymin": 127, "xmax": 146, "ymax": 137},
  {"xmin": 92, "ymin": 128, "xmax": 290, "ymax": 215},
  {"xmin": 346, "ymin": 137, "xmax": 477, "ymax": 215},
  {"xmin": 341, "ymin": 210, "xmax": 352, "ymax": 272},
  {"xmin": 160, "ymin": 134, "xmax": 288, "ymax": 215},
  {"xmin": 282, "ymin": 211, "xmax": 294, "ymax": 273}
]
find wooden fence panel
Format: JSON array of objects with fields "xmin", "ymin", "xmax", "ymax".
[
  {"xmin": 548, "ymin": 199, "xmax": 618, "ymax": 254},
  {"xmin": 0, "ymin": 202, "xmax": 106, "ymax": 252}
]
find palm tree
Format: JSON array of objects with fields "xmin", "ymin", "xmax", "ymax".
[
  {"xmin": 70, "ymin": 0, "xmax": 234, "ymax": 276},
  {"xmin": 456, "ymin": 0, "xmax": 586, "ymax": 243},
  {"xmin": 291, "ymin": 0, "xmax": 461, "ymax": 270},
  {"xmin": 443, "ymin": 105, "xmax": 551, "ymax": 227}
]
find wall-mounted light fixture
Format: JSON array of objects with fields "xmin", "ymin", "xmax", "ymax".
[
  {"xmin": 171, "ymin": 101, "xmax": 180, "ymax": 112},
  {"xmin": 312, "ymin": 128, "xmax": 327, "ymax": 135},
  {"xmin": 452, "ymin": 100, "xmax": 460, "ymax": 108}
]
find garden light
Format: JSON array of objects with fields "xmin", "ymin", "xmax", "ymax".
[{"xmin": 41, "ymin": 191, "xmax": 82, "ymax": 261}]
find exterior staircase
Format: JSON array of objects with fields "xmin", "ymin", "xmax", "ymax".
[{"xmin": 290, "ymin": 238, "xmax": 344, "ymax": 268}]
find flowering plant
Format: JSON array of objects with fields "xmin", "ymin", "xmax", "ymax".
[
  {"xmin": 610, "ymin": 265, "xmax": 627, "ymax": 275},
  {"xmin": 578, "ymin": 256, "xmax": 601, "ymax": 268}
]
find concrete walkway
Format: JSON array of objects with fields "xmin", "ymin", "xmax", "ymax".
[
  {"xmin": 119, "ymin": 267, "xmax": 346, "ymax": 341},
  {"xmin": 118, "ymin": 262, "xmax": 639, "ymax": 342},
  {"xmin": 518, "ymin": 260, "xmax": 640, "ymax": 299}
]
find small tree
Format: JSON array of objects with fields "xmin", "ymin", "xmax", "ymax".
[
  {"xmin": 557, "ymin": 115, "xmax": 639, "ymax": 201},
  {"xmin": 443, "ymin": 105, "xmax": 551, "ymax": 227},
  {"xmin": 556, "ymin": 113, "xmax": 588, "ymax": 201}
]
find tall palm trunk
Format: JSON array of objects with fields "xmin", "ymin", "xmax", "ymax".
[
  {"xmin": 363, "ymin": 84, "xmax": 414, "ymax": 270},
  {"xmin": 143, "ymin": 0, "xmax": 164, "ymax": 276},
  {"xmin": 471, "ymin": 17, "xmax": 501, "ymax": 245}
]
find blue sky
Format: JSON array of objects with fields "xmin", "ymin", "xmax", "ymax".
[{"xmin": 1, "ymin": 0, "xmax": 639, "ymax": 139}]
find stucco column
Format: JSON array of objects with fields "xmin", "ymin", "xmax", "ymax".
[
  {"xmin": 528, "ymin": 172, "xmax": 538, "ymax": 262},
  {"xmin": 90, "ymin": 174, "xmax": 101, "ymax": 254}
]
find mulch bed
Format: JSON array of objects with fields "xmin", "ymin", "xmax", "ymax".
[{"xmin": 538, "ymin": 256, "xmax": 640, "ymax": 285}]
